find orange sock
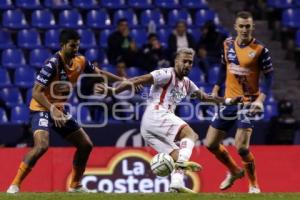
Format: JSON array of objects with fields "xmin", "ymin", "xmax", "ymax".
[
  {"xmin": 241, "ymin": 151, "xmax": 258, "ymax": 187},
  {"xmin": 70, "ymin": 166, "xmax": 85, "ymax": 189},
  {"xmin": 11, "ymin": 162, "xmax": 32, "ymax": 186},
  {"xmin": 209, "ymin": 145, "xmax": 241, "ymax": 174}
]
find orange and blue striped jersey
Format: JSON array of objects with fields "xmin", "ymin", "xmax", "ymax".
[
  {"xmin": 219, "ymin": 37, "xmax": 273, "ymax": 102},
  {"xmin": 29, "ymin": 52, "xmax": 95, "ymax": 111}
]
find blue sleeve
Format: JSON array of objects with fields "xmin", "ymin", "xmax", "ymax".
[
  {"xmin": 261, "ymin": 71, "xmax": 273, "ymax": 96},
  {"xmin": 258, "ymin": 47, "xmax": 273, "ymax": 73},
  {"xmin": 35, "ymin": 57, "xmax": 57, "ymax": 87}
]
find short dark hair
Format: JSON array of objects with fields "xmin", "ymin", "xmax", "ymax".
[
  {"xmin": 59, "ymin": 29, "xmax": 80, "ymax": 44},
  {"xmin": 117, "ymin": 18, "xmax": 128, "ymax": 25},
  {"xmin": 236, "ymin": 11, "xmax": 253, "ymax": 19}
]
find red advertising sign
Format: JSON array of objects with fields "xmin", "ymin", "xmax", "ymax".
[{"xmin": 0, "ymin": 146, "xmax": 300, "ymax": 192}]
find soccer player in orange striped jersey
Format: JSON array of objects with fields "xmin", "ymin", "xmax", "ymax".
[
  {"xmin": 7, "ymin": 29, "xmax": 124, "ymax": 194},
  {"xmin": 204, "ymin": 11, "xmax": 274, "ymax": 193}
]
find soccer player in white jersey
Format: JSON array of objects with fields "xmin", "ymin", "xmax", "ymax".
[{"xmin": 95, "ymin": 48, "xmax": 241, "ymax": 193}]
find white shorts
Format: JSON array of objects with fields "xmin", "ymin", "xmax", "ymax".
[{"xmin": 140, "ymin": 106, "xmax": 188, "ymax": 154}]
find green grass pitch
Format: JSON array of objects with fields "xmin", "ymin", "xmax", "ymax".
[{"xmin": 1, "ymin": 193, "xmax": 300, "ymax": 200}]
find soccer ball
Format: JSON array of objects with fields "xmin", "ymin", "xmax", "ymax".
[{"xmin": 150, "ymin": 153, "xmax": 175, "ymax": 177}]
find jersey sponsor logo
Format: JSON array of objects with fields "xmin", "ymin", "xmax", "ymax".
[
  {"xmin": 66, "ymin": 150, "xmax": 200, "ymax": 193},
  {"xmin": 248, "ymin": 51, "xmax": 256, "ymax": 58},
  {"xmin": 228, "ymin": 63, "xmax": 251, "ymax": 76},
  {"xmin": 38, "ymin": 118, "xmax": 48, "ymax": 127}
]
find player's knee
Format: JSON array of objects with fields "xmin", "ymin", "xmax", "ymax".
[
  {"xmin": 79, "ymin": 141, "xmax": 93, "ymax": 152},
  {"xmin": 237, "ymin": 148, "xmax": 249, "ymax": 157},
  {"xmin": 191, "ymin": 131, "xmax": 199, "ymax": 142}
]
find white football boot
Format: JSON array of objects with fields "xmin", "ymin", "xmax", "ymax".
[
  {"xmin": 7, "ymin": 185, "xmax": 20, "ymax": 194},
  {"xmin": 219, "ymin": 169, "xmax": 245, "ymax": 190},
  {"xmin": 248, "ymin": 186, "xmax": 261, "ymax": 194}
]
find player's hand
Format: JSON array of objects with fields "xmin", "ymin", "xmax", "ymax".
[
  {"xmin": 135, "ymin": 84, "xmax": 143, "ymax": 92},
  {"xmin": 50, "ymin": 106, "xmax": 68, "ymax": 128},
  {"xmin": 249, "ymin": 100, "xmax": 264, "ymax": 115},
  {"xmin": 94, "ymin": 83, "xmax": 107, "ymax": 95}
]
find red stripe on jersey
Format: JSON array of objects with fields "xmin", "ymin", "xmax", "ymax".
[{"xmin": 159, "ymin": 75, "xmax": 173, "ymax": 105}]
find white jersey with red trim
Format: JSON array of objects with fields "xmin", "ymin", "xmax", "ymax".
[{"xmin": 148, "ymin": 67, "xmax": 199, "ymax": 112}]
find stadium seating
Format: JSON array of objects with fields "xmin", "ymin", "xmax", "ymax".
[
  {"xmin": 44, "ymin": 29, "xmax": 60, "ymax": 50},
  {"xmin": 154, "ymin": 0, "xmax": 180, "ymax": 9},
  {"xmin": 140, "ymin": 9, "xmax": 165, "ymax": 27},
  {"xmin": 281, "ymin": 8, "xmax": 300, "ymax": 28},
  {"xmin": 0, "ymin": 87, "xmax": 23, "ymax": 108},
  {"xmin": 113, "ymin": 9, "xmax": 138, "ymax": 27},
  {"xmin": 0, "ymin": 108, "xmax": 8, "ymax": 124},
  {"xmin": 0, "ymin": 0, "xmax": 14, "ymax": 10},
  {"xmin": 167, "ymin": 9, "xmax": 193, "ymax": 26},
  {"xmin": 25, "ymin": 88, "xmax": 32, "ymax": 105},
  {"xmin": 181, "ymin": 0, "xmax": 208, "ymax": 9},
  {"xmin": 59, "ymin": 9, "xmax": 84, "ymax": 28},
  {"xmin": 157, "ymin": 28, "xmax": 171, "ymax": 47},
  {"xmin": 1, "ymin": 49, "xmax": 27, "ymax": 69},
  {"xmin": 14, "ymin": 66, "xmax": 36, "ymax": 88},
  {"xmin": 296, "ymin": 30, "xmax": 300, "ymax": 47},
  {"xmin": 86, "ymin": 10, "xmax": 111, "ymax": 29},
  {"xmin": 266, "ymin": 0, "xmax": 293, "ymax": 9},
  {"xmin": 128, "ymin": 0, "xmax": 153, "ymax": 9},
  {"xmin": 31, "ymin": 9, "xmax": 57, "ymax": 29},
  {"xmin": 126, "ymin": 67, "xmax": 145, "ymax": 77},
  {"xmin": 130, "ymin": 28, "xmax": 147, "ymax": 48},
  {"xmin": 77, "ymin": 29, "xmax": 97, "ymax": 49},
  {"xmin": 0, "ymin": 68, "xmax": 12, "ymax": 87},
  {"xmin": 2, "ymin": 9, "xmax": 28, "ymax": 29},
  {"xmin": 194, "ymin": 9, "xmax": 216, "ymax": 26},
  {"xmin": 17, "ymin": 29, "xmax": 42, "ymax": 49},
  {"xmin": 16, "ymin": 0, "xmax": 42, "ymax": 9},
  {"xmin": 188, "ymin": 67, "xmax": 205, "ymax": 84},
  {"xmin": 72, "ymin": 0, "xmax": 99, "ymax": 9},
  {"xmin": 0, "ymin": 30, "xmax": 15, "ymax": 49},
  {"xmin": 84, "ymin": 48, "xmax": 106, "ymax": 63},
  {"xmin": 208, "ymin": 65, "xmax": 220, "ymax": 85},
  {"xmin": 29, "ymin": 48, "xmax": 52, "ymax": 68},
  {"xmin": 101, "ymin": 0, "xmax": 127, "ymax": 9},
  {"xmin": 99, "ymin": 29, "xmax": 113, "ymax": 48},
  {"xmin": 44, "ymin": 0, "xmax": 70, "ymax": 9},
  {"xmin": 10, "ymin": 105, "xmax": 30, "ymax": 124}
]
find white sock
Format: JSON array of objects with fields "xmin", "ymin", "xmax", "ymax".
[{"xmin": 177, "ymin": 138, "xmax": 195, "ymax": 162}]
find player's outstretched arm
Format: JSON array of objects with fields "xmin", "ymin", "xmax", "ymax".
[
  {"xmin": 94, "ymin": 67, "xmax": 125, "ymax": 83},
  {"xmin": 191, "ymin": 90, "xmax": 242, "ymax": 105}
]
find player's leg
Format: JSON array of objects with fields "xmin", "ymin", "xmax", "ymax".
[
  {"xmin": 205, "ymin": 126, "xmax": 242, "ymax": 176},
  {"xmin": 7, "ymin": 130, "xmax": 49, "ymax": 193},
  {"xmin": 64, "ymin": 128, "xmax": 93, "ymax": 192},
  {"xmin": 235, "ymin": 128, "xmax": 260, "ymax": 193}
]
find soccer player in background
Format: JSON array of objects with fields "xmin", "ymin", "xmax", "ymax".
[
  {"xmin": 95, "ymin": 47, "xmax": 242, "ymax": 193},
  {"xmin": 7, "ymin": 29, "xmax": 124, "ymax": 193},
  {"xmin": 204, "ymin": 11, "xmax": 274, "ymax": 193}
]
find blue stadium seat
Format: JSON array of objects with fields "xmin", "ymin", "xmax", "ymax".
[
  {"xmin": 0, "ymin": 30, "xmax": 15, "ymax": 49},
  {"xmin": 44, "ymin": 0, "xmax": 70, "ymax": 9},
  {"xmin": 77, "ymin": 29, "xmax": 97, "ymax": 49},
  {"xmin": 101, "ymin": 0, "xmax": 127, "ymax": 9},
  {"xmin": 44, "ymin": 29, "xmax": 60, "ymax": 50},
  {"xmin": 264, "ymin": 102, "xmax": 278, "ymax": 120},
  {"xmin": 188, "ymin": 67, "xmax": 205, "ymax": 84},
  {"xmin": 70, "ymin": 106, "xmax": 92, "ymax": 123},
  {"xmin": 59, "ymin": 9, "xmax": 84, "ymax": 28},
  {"xmin": 0, "ymin": 0, "xmax": 14, "ymax": 10},
  {"xmin": 0, "ymin": 68, "xmax": 12, "ymax": 87},
  {"xmin": 113, "ymin": 9, "xmax": 138, "ymax": 27},
  {"xmin": 25, "ymin": 88, "xmax": 33, "ymax": 105},
  {"xmin": 11, "ymin": 105, "xmax": 30, "ymax": 124},
  {"xmin": 266, "ymin": 0, "xmax": 293, "ymax": 9},
  {"xmin": 181, "ymin": 0, "xmax": 208, "ymax": 9},
  {"xmin": 140, "ymin": 9, "xmax": 165, "ymax": 27},
  {"xmin": 154, "ymin": 0, "xmax": 180, "ymax": 9},
  {"xmin": 296, "ymin": 0, "xmax": 300, "ymax": 6},
  {"xmin": 72, "ymin": 0, "xmax": 99, "ymax": 9},
  {"xmin": 86, "ymin": 9, "xmax": 111, "ymax": 29},
  {"xmin": 130, "ymin": 28, "xmax": 147, "ymax": 48},
  {"xmin": 208, "ymin": 65, "xmax": 220, "ymax": 84},
  {"xmin": 0, "ymin": 108, "xmax": 8, "ymax": 124},
  {"xmin": 16, "ymin": 0, "xmax": 42, "ymax": 9},
  {"xmin": 128, "ymin": 0, "xmax": 153, "ymax": 9},
  {"xmin": 17, "ymin": 29, "xmax": 42, "ymax": 49},
  {"xmin": 168, "ymin": 9, "xmax": 193, "ymax": 26},
  {"xmin": 84, "ymin": 48, "xmax": 106, "ymax": 63},
  {"xmin": 157, "ymin": 28, "xmax": 171, "ymax": 47},
  {"xmin": 31, "ymin": 9, "xmax": 57, "ymax": 29},
  {"xmin": 1, "ymin": 49, "xmax": 26, "ymax": 69},
  {"xmin": 126, "ymin": 67, "xmax": 145, "ymax": 77},
  {"xmin": 29, "ymin": 48, "xmax": 52, "ymax": 68},
  {"xmin": 68, "ymin": 92, "xmax": 79, "ymax": 105},
  {"xmin": 195, "ymin": 9, "xmax": 216, "ymax": 26},
  {"xmin": 14, "ymin": 66, "xmax": 36, "ymax": 88},
  {"xmin": 99, "ymin": 29, "xmax": 113, "ymax": 48},
  {"xmin": 296, "ymin": 30, "xmax": 300, "ymax": 47},
  {"xmin": 188, "ymin": 28, "xmax": 201, "ymax": 43},
  {"xmin": 0, "ymin": 87, "xmax": 23, "ymax": 108},
  {"xmin": 282, "ymin": 9, "xmax": 300, "ymax": 28},
  {"xmin": 102, "ymin": 64, "xmax": 117, "ymax": 74},
  {"xmin": 2, "ymin": 9, "xmax": 28, "ymax": 29}
]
